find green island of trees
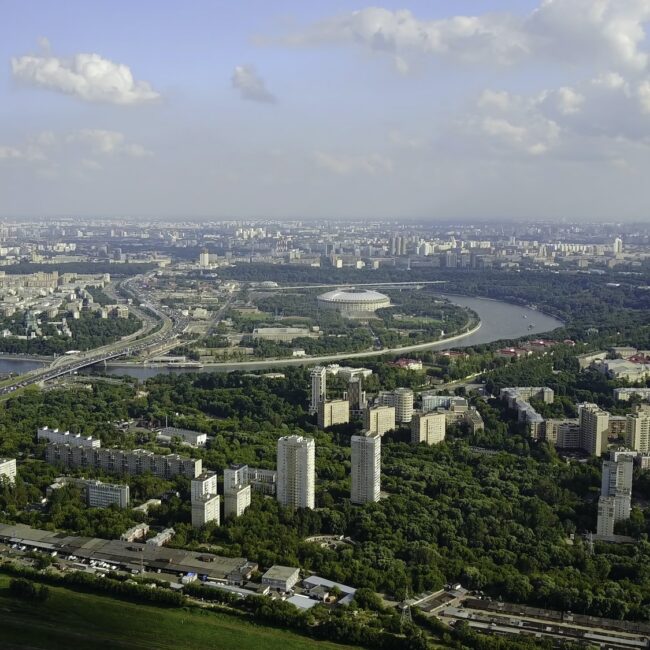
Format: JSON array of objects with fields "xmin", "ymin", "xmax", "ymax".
[{"xmin": 0, "ymin": 311, "xmax": 141, "ymax": 356}]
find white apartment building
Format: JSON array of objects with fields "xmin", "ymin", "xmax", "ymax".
[
  {"xmin": 223, "ymin": 465, "xmax": 248, "ymax": 492},
  {"xmin": 597, "ymin": 496, "xmax": 616, "ymax": 538},
  {"xmin": 317, "ymin": 399, "xmax": 350, "ymax": 429},
  {"xmin": 364, "ymin": 405, "xmax": 396, "ymax": 437},
  {"xmin": 277, "ymin": 435, "xmax": 315, "ymax": 510},
  {"xmin": 224, "ymin": 484, "xmax": 252, "ymax": 519},
  {"xmin": 579, "ymin": 403, "xmax": 610, "ymax": 457},
  {"xmin": 378, "ymin": 388, "xmax": 414, "ymax": 423},
  {"xmin": 86, "ymin": 480, "xmax": 130, "ymax": 508},
  {"xmin": 191, "ymin": 471, "xmax": 218, "ymax": 502},
  {"xmin": 626, "ymin": 406, "xmax": 650, "ymax": 453},
  {"xmin": 411, "ymin": 412, "xmax": 446, "ymax": 445},
  {"xmin": 601, "ymin": 456, "xmax": 633, "ymax": 522},
  {"xmin": 191, "ymin": 494, "xmax": 220, "ymax": 528},
  {"xmin": 309, "ymin": 366, "xmax": 327, "ymax": 415},
  {"xmin": 38, "ymin": 426, "xmax": 100, "ymax": 448},
  {"xmin": 0, "ymin": 458, "xmax": 16, "ymax": 485},
  {"xmin": 350, "ymin": 433, "xmax": 381, "ymax": 504}
]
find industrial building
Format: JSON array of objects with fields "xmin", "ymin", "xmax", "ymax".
[
  {"xmin": 261, "ymin": 565, "xmax": 301, "ymax": 591},
  {"xmin": 0, "ymin": 523, "xmax": 248, "ymax": 580},
  {"xmin": 157, "ymin": 426, "xmax": 208, "ymax": 447}
]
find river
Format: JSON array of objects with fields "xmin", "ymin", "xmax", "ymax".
[{"xmin": 0, "ymin": 295, "xmax": 563, "ymax": 381}]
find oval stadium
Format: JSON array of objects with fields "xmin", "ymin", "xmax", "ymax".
[{"xmin": 317, "ymin": 288, "xmax": 391, "ymax": 317}]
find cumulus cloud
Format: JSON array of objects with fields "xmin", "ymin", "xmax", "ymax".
[
  {"xmin": 11, "ymin": 50, "xmax": 160, "ymax": 105},
  {"xmin": 0, "ymin": 129, "xmax": 151, "ymax": 167},
  {"xmin": 460, "ymin": 69, "xmax": 650, "ymax": 160},
  {"xmin": 271, "ymin": 1, "xmax": 650, "ymax": 71},
  {"xmin": 313, "ymin": 151, "xmax": 393, "ymax": 175},
  {"xmin": 231, "ymin": 65, "xmax": 276, "ymax": 103},
  {"xmin": 69, "ymin": 129, "xmax": 152, "ymax": 157}
]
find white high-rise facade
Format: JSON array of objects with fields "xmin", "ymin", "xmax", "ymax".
[
  {"xmin": 0, "ymin": 458, "xmax": 16, "ymax": 485},
  {"xmin": 309, "ymin": 366, "xmax": 327, "ymax": 415},
  {"xmin": 191, "ymin": 471, "xmax": 218, "ymax": 502},
  {"xmin": 626, "ymin": 406, "xmax": 650, "ymax": 453},
  {"xmin": 378, "ymin": 388, "xmax": 414, "ymax": 423},
  {"xmin": 364, "ymin": 405, "xmax": 396, "ymax": 437},
  {"xmin": 277, "ymin": 435, "xmax": 315, "ymax": 510},
  {"xmin": 579, "ymin": 403, "xmax": 609, "ymax": 457},
  {"xmin": 601, "ymin": 456, "xmax": 633, "ymax": 522},
  {"xmin": 190, "ymin": 471, "xmax": 219, "ymax": 528},
  {"xmin": 411, "ymin": 412, "xmax": 446, "ymax": 445},
  {"xmin": 351, "ymin": 433, "xmax": 381, "ymax": 504}
]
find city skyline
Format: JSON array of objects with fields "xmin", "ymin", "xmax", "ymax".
[{"xmin": 3, "ymin": 0, "xmax": 650, "ymax": 220}]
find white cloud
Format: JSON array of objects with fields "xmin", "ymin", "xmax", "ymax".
[
  {"xmin": 231, "ymin": 65, "xmax": 275, "ymax": 103},
  {"xmin": 638, "ymin": 80, "xmax": 650, "ymax": 112},
  {"xmin": 0, "ymin": 129, "xmax": 151, "ymax": 167},
  {"xmin": 554, "ymin": 87, "xmax": 585, "ymax": 115},
  {"xmin": 69, "ymin": 130, "xmax": 153, "ymax": 157},
  {"xmin": 272, "ymin": 1, "xmax": 650, "ymax": 71},
  {"xmin": 388, "ymin": 129, "xmax": 427, "ymax": 149},
  {"xmin": 313, "ymin": 151, "xmax": 393, "ymax": 175},
  {"xmin": 460, "ymin": 68, "xmax": 650, "ymax": 161},
  {"xmin": 477, "ymin": 90, "xmax": 512, "ymax": 110},
  {"xmin": 11, "ymin": 50, "xmax": 160, "ymax": 105}
]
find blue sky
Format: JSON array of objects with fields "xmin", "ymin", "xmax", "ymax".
[{"xmin": 2, "ymin": 0, "xmax": 650, "ymax": 220}]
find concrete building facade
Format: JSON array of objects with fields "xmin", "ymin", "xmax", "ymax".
[
  {"xmin": 309, "ymin": 366, "xmax": 327, "ymax": 415},
  {"xmin": 350, "ymin": 433, "xmax": 381, "ymax": 504},
  {"xmin": 364, "ymin": 405, "xmax": 396, "ymax": 437},
  {"xmin": 579, "ymin": 403, "xmax": 610, "ymax": 457},
  {"xmin": 277, "ymin": 435, "xmax": 315, "ymax": 510},
  {"xmin": 317, "ymin": 399, "xmax": 350, "ymax": 429},
  {"xmin": 626, "ymin": 406, "xmax": 650, "ymax": 453},
  {"xmin": 0, "ymin": 458, "xmax": 16, "ymax": 485},
  {"xmin": 411, "ymin": 412, "xmax": 446, "ymax": 445}
]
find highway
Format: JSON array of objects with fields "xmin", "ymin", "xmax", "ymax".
[{"xmin": 0, "ymin": 274, "xmax": 189, "ymax": 396}]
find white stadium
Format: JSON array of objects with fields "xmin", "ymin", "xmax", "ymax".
[{"xmin": 317, "ymin": 288, "xmax": 391, "ymax": 317}]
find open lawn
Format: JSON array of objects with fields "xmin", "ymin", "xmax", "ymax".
[{"xmin": 0, "ymin": 575, "xmax": 359, "ymax": 650}]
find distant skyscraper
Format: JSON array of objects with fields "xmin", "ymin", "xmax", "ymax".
[
  {"xmin": 351, "ymin": 433, "xmax": 381, "ymax": 504},
  {"xmin": 309, "ymin": 366, "xmax": 327, "ymax": 415},
  {"xmin": 346, "ymin": 376, "xmax": 367, "ymax": 415},
  {"xmin": 613, "ymin": 237, "xmax": 623, "ymax": 255},
  {"xmin": 277, "ymin": 435, "xmax": 315, "ymax": 510}
]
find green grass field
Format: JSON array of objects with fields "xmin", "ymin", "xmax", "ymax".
[{"xmin": 0, "ymin": 576, "xmax": 359, "ymax": 650}]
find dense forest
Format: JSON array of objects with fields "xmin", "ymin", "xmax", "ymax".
[{"xmin": 0, "ymin": 365, "xmax": 648, "ymax": 623}]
